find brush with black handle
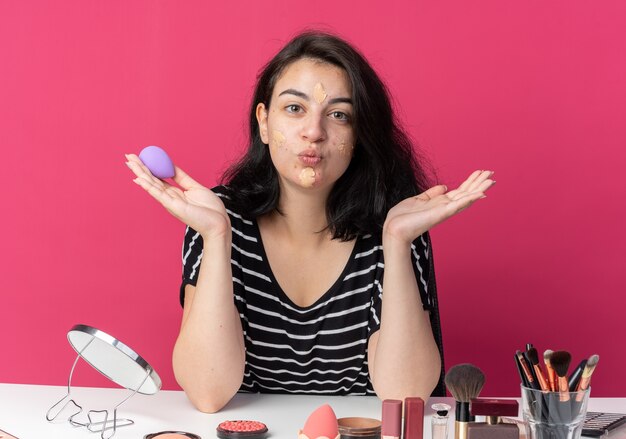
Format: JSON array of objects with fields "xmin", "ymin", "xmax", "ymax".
[
  {"xmin": 517, "ymin": 350, "xmax": 541, "ymax": 390},
  {"xmin": 527, "ymin": 347, "xmax": 550, "ymax": 391},
  {"xmin": 568, "ymin": 359, "xmax": 587, "ymax": 391},
  {"xmin": 444, "ymin": 363, "xmax": 485, "ymax": 439}
]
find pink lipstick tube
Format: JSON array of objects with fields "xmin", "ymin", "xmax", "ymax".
[
  {"xmin": 382, "ymin": 399, "xmax": 402, "ymax": 439},
  {"xmin": 403, "ymin": 397, "xmax": 424, "ymax": 439}
]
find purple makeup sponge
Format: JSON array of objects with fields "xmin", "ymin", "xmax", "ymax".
[{"xmin": 138, "ymin": 145, "xmax": 175, "ymax": 179}]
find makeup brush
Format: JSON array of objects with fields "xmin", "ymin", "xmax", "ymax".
[
  {"xmin": 568, "ymin": 359, "xmax": 587, "ymax": 391},
  {"xmin": 516, "ymin": 350, "xmax": 541, "ymax": 390},
  {"xmin": 444, "ymin": 363, "xmax": 485, "ymax": 439},
  {"xmin": 576, "ymin": 354, "xmax": 599, "ymax": 393},
  {"xmin": 544, "ymin": 349, "xmax": 557, "ymax": 392},
  {"xmin": 514, "ymin": 351, "xmax": 530, "ymax": 387},
  {"xmin": 522, "ymin": 349, "xmax": 539, "ymax": 385},
  {"xmin": 526, "ymin": 347, "xmax": 549, "ymax": 391},
  {"xmin": 550, "ymin": 350, "xmax": 572, "ymax": 401}
]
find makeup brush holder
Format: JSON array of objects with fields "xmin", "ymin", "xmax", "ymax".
[
  {"xmin": 520, "ymin": 385, "xmax": 590, "ymax": 439},
  {"xmin": 46, "ymin": 325, "xmax": 162, "ymax": 439}
]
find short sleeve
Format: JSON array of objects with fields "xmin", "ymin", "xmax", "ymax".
[
  {"xmin": 368, "ymin": 231, "xmax": 433, "ymax": 334},
  {"xmin": 179, "ymin": 225, "xmax": 204, "ymax": 307},
  {"xmin": 410, "ymin": 232, "xmax": 433, "ymax": 311},
  {"xmin": 367, "ymin": 231, "xmax": 444, "ymax": 396},
  {"xmin": 367, "ymin": 274, "xmax": 384, "ymax": 337}
]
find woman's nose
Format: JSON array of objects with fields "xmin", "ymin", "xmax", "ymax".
[{"xmin": 300, "ymin": 114, "xmax": 326, "ymax": 144}]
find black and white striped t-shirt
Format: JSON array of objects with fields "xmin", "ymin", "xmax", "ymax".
[{"xmin": 180, "ymin": 186, "xmax": 433, "ymax": 395}]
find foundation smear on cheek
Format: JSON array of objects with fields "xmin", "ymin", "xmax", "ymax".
[
  {"xmin": 299, "ymin": 167, "xmax": 316, "ymax": 187},
  {"xmin": 313, "ymin": 83, "xmax": 327, "ymax": 104},
  {"xmin": 271, "ymin": 130, "xmax": 286, "ymax": 150},
  {"xmin": 337, "ymin": 140, "xmax": 354, "ymax": 156}
]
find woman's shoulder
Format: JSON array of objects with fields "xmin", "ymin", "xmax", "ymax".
[
  {"xmin": 211, "ymin": 185, "xmax": 258, "ymax": 231},
  {"xmin": 210, "ymin": 185, "xmax": 242, "ymax": 215},
  {"xmin": 210, "ymin": 184, "xmax": 231, "ymax": 202},
  {"xmin": 182, "ymin": 185, "xmax": 257, "ymax": 244}
]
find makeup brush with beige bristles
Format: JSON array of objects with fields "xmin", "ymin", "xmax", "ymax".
[
  {"xmin": 576, "ymin": 354, "xmax": 599, "ymax": 391},
  {"xmin": 575, "ymin": 354, "xmax": 599, "ymax": 402},
  {"xmin": 544, "ymin": 349, "xmax": 557, "ymax": 391},
  {"xmin": 444, "ymin": 363, "xmax": 485, "ymax": 439}
]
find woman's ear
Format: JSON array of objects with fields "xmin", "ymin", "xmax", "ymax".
[{"xmin": 256, "ymin": 103, "xmax": 269, "ymax": 144}]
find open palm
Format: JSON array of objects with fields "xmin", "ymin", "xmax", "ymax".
[
  {"xmin": 125, "ymin": 154, "xmax": 230, "ymax": 239},
  {"xmin": 384, "ymin": 170, "xmax": 495, "ymax": 244}
]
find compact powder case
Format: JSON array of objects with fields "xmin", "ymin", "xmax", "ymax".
[
  {"xmin": 216, "ymin": 420, "xmax": 269, "ymax": 439},
  {"xmin": 144, "ymin": 432, "xmax": 202, "ymax": 439},
  {"xmin": 337, "ymin": 417, "xmax": 381, "ymax": 439}
]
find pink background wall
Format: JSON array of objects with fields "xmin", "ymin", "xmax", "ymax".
[{"xmin": 1, "ymin": 1, "xmax": 625, "ymax": 397}]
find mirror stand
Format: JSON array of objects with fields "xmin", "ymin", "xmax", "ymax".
[{"xmin": 46, "ymin": 325, "xmax": 161, "ymax": 439}]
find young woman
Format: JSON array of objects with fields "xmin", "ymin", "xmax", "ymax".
[{"xmin": 125, "ymin": 31, "xmax": 494, "ymax": 413}]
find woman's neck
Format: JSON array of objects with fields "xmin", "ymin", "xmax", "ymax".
[{"xmin": 265, "ymin": 184, "xmax": 332, "ymax": 244}]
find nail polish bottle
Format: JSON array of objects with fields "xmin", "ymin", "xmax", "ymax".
[
  {"xmin": 431, "ymin": 403, "xmax": 451, "ymax": 439},
  {"xmin": 467, "ymin": 399, "xmax": 519, "ymax": 439}
]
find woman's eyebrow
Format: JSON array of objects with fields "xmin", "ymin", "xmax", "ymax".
[
  {"xmin": 278, "ymin": 89, "xmax": 353, "ymax": 105},
  {"xmin": 328, "ymin": 97, "xmax": 353, "ymax": 105},
  {"xmin": 278, "ymin": 88, "xmax": 308, "ymax": 99}
]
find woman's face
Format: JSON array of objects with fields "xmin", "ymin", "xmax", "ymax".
[{"xmin": 256, "ymin": 58, "xmax": 355, "ymax": 191}]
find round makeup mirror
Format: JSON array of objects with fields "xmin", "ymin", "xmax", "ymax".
[{"xmin": 67, "ymin": 324, "xmax": 162, "ymax": 394}]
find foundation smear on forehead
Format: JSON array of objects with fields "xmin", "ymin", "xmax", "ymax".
[
  {"xmin": 272, "ymin": 130, "xmax": 286, "ymax": 151},
  {"xmin": 299, "ymin": 167, "xmax": 316, "ymax": 187},
  {"xmin": 313, "ymin": 83, "xmax": 327, "ymax": 104}
]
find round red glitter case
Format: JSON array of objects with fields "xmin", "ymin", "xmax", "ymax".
[{"xmin": 216, "ymin": 420, "xmax": 268, "ymax": 439}]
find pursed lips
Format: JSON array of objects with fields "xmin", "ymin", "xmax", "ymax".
[{"xmin": 298, "ymin": 150, "xmax": 322, "ymax": 166}]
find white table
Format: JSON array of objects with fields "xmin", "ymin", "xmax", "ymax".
[{"xmin": 1, "ymin": 383, "xmax": 625, "ymax": 438}]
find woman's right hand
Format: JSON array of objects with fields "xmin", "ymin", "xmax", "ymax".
[{"xmin": 125, "ymin": 154, "xmax": 230, "ymax": 240}]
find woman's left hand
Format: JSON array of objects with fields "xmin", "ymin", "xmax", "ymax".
[{"xmin": 383, "ymin": 170, "xmax": 495, "ymax": 246}]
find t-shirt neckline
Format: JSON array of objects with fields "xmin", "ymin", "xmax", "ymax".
[{"xmin": 252, "ymin": 218, "xmax": 361, "ymax": 311}]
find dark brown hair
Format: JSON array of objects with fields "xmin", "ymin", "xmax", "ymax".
[{"xmin": 222, "ymin": 31, "xmax": 433, "ymax": 240}]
